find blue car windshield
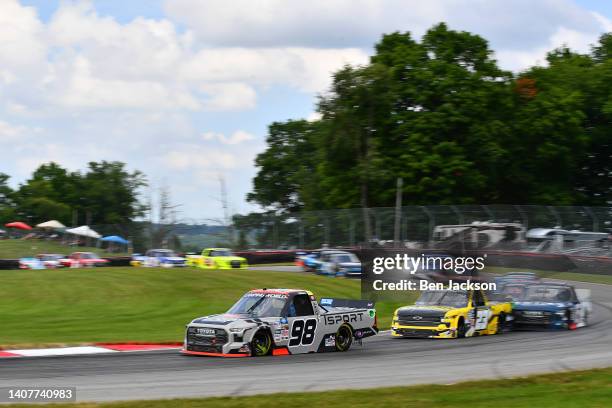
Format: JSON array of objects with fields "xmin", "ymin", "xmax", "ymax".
[
  {"xmin": 523, "ymin": 286, "xmax": 572, "ymax": 302},
  {"xmin": 332, "ymin": 254, "xmax": 358, "ymax": 263}
]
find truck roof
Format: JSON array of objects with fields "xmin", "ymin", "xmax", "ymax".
[{"xmin": 249, "ymin": 288, "xmax": 311, "ymax": 296}]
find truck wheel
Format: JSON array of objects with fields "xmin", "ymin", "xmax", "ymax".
[
  {"xmin": 457, "ymin": 318, "xmax": 467, "ymax": 338},
  {"xmin": 251, "ymin": 330, "xmax": 272, "ymax": 356},
  {"xmin": 567, "ymin": 309, "xmax": 577, "ymax": 330},
  {"xmin": 496, "ymin": 313, "xmax": 506, "ymax": 334},
  {"xmin": 335, "ymin": 324, "xmax": 353, "ymax": 352}
]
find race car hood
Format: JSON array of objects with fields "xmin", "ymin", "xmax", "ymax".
[
  {"xmin": 213, "ymin": 256, "xmax": 246, "ymax": 262},
  {"xmin": 160, "ymin": 256, "xmax": 185, "ymax": 261},
  {"xmin": 396, "ymin": 305, "xmax": 453, "ymax": 317},
  {"xmin": 513, "ymin": 301, "xmax": 573, "ymax": 311}
]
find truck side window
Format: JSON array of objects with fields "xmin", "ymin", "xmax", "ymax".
[
  {"xmin": 473, "ymin": 290, "xmax": 485, "ymax": 307},
  {"xmin": 292, "ymin": 294, "xmax": 315, "ymax": 317}
]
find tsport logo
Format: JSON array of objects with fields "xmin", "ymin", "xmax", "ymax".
[{"xmin": 324, "ymin": 313, "xmax": 364, "ymax": 325}]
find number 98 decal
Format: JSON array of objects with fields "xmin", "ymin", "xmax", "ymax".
[{"xmin": 289, "ymin": 319, "xmax": 317, "ymax": 346}]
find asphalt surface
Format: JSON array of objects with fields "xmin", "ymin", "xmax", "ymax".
[
  {"xmin": 1, "ymin": 279, "xmax": 611, "ymax": 402},
  {"xmin": 249, "ymin": 265, "xmax": 302, "ymax": 272}
]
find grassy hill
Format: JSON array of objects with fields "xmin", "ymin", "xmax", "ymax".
[{"xmin": 0, "ymin": 239, "xmax": 127, "ymax": 258}]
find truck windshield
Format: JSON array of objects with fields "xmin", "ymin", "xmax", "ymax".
[
  {"xmin": 211, "ymin": 250, "xmax": 233, "ymax": 257},
  {"xmin": 227, "ymin": 293, "xmax": 288, "ymax": 318},
  {"xmin": 155, "ymin": 251, "xmax": 177, "ymax": 257},
  {"xmin": 81, "ymin": 253, "xmax": 100, "ymax": 259},
  {"xmin": 332, "ymin": 254, "xmax": 358, "ymax": 263},
  {"xmin": 522, "ymin": 286, "xmax": 572, "ymax": 302},
  {"xmin": 416, "ymin": 291, "xmax": 468, "ymax": 307}
]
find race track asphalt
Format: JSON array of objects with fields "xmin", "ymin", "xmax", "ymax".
[{"xmin": 1, "ymin": 279, "xmax": 611, "ymax": 402}]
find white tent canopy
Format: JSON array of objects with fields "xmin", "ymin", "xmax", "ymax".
[
  {"xmin": 36, "ymin": 220, "xmax": 66, "ymax": 229},
  {"xmin": 65, "ymin": 225, "xmax": 101, "ymax": 239}
]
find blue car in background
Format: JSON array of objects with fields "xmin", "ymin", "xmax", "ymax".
[
  {"xmin": 316, "ymin": 251, "xmax": 361, "ymax": 277},
  {"xmin": 18, "ymin": 257, "xmax": 46, "ymax": 270},
  {"xmin": 512, "ymin": 283, "xmax": 591, "ymax": 330},
  {"xmin": 297, "ymin": 249, "xmax": 342, "ymax": 272},
  {"xmin": 494, "ymin": 272, "xmax": 541, "ymax": 289}
]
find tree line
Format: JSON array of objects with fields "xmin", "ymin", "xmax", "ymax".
[
  {"xmin": 0, "ymin": 161, "xmax": 146, "ymax": 228},
  {"xmin": 247, "ymin": 23, "xmax": 612, "ymax": 215}
]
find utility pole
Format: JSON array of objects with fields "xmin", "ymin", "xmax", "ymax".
[
  {"xmin": 219, "ymin": 175, "xmax": 233, "ymax": 246},
  {"xmin": 393, "ymin": 177, "xmax": 403, "ymax": 248}
]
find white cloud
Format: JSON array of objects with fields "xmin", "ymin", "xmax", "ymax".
[
  {"xmin": 162, "ymin": 146, "xmax": 239, "ymax": 170},
  {"xmin": 307, "ymin": 111, "xmax": 322, "ymax": 122},
  {"xmin": 165, "ymin": 0, "xmax": 612, "ymax": 72},
  {"xmin": 202, "ymin": 130, "xmax": 255, "ymax": 145},
  {"xmin": 0, "ymin": 120, "xmax": 28, "ymax": 141},
  {"xmin": 164, "ymin": 0, "xmax": 445, "ymax": 48},
  {"xmin": 200, "ymin": 83, "xmax": 257, "ymax": 111},
  {"xmin": 0, "ymin": 1, "xmax": 369, "ymax": 115},
  {"xmin": 180, "ymin": 47, "xmax": 368, "ymax": 93}
]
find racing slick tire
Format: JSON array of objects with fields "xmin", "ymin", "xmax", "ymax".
[
  {"xmin": 496, "ymin": 313, "xmax": 507, "ymax": 334},
  {"xmin": 251, "ymin": 330, "xmax": 273, "ymax": 356},
  {"xmin": 567, "ymin": 309, "xmax": 578, "ymax": 330},
  {"xmin": 457, "ymin": 318, "xmax": 468, "ymax": 338},
  {"xmin": 335, "ymin": 324, "xmax": 353, "ymax": 352}
]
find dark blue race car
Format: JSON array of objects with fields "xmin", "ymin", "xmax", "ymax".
[{"xmin": 511, "ymin": 283, "xmax": 591, "ymax": 330}]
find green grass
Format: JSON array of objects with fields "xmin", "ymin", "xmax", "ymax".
[
  {"xmin": 0, "ymin": 239, "xmax": 127, "ymax": 258},
  {"xmin": 485, "ymin": 266, "xmax": 612, "ymax": 285},
  {"xmin": 5, "ymin": 368, "xmax": 612, "ymax": 408},
  {"xmin": 0, "ymin": 267, "xmax": 408, "ymax": 347}
]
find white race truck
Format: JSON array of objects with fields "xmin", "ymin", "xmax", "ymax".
[{"xmin": 183, "ymin": 288, "xmax": 378, "ymax": 357}]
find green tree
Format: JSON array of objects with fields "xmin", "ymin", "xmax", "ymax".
[
  {"xmin": 12, "ymin": 161, "xmax": 147, "ymax": 227},
  {"xmin": 0, "ymin": 173, "xmax": 15, "ymax": 224},
  {"xmin": 247, "ymin": 23, "xmax": 612, "ymax": 215},
  {"xmin": 248, "ymin": 120, "xmax": 320, "ymax": 212}
]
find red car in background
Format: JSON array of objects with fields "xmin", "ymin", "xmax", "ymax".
[{"xmin": 61, "ymin": 252, "xmax": 109, "ymax": 268}]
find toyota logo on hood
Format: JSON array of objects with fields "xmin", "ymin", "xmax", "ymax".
[{"xmin": 413, "ymin": 316, "xmax": 423, "ymax": 320}]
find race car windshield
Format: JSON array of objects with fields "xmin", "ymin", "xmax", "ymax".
[
  {"xmin": 155, "ymin": 250, "xmax": 176, "ymax": 257},
  {"xmin": 39, "ymin": 254, "xmax": 62, "ymax": 261},
  {"xmin": 211, "ymin": 250, "xmax": 233, "ymax": 257},
  {"xmin": 523, "ymin": 286, "xmax": 572, "ymax": 302},
  {"xmin": 416, "ymin": 291, "xmax": 468, "ymax": 307},
  {"xmin": 226, "ymin": 294, "xmax": 288, "ymax": 318},
  {"xmin": 332, "ymin": 254, "xmax": 358, "ymax": 263},
  {"xmin": 501, "ymin": 285, "xmax": 527, "ymax": 299},
  {"xmin": 81, "ymin": 253, "xmax": 99, "ymax": 259}
]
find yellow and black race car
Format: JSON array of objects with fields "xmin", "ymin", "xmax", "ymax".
[
  {"xmin": 391, "ymin": 288, "xmax": 512, "ymax": 339},
  {"xmin": 186, "ymin": 248, "xmax": 248, "ymax": 269}
]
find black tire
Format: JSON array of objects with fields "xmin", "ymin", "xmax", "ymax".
[
  {"xmin": 251, "ymin": 330, "xmax": 272, "ymax": 356},
  {"xmin": 335, "ymin": 324, "xmax": 353, "ymax": 352},
  {"xmin": 567, "ymin": 309, "xmax": 576, "ymax": 330},
  {"xmin": 496, "ymin": 313, "xmax": 506, "ymax": 334},
  {"xmin": 457, "ymin": 318, "xmax": 467, "ymax": 338}
]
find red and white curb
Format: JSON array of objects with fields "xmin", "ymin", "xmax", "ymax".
[{"xmin": 0, "ymin": 343, "xmax": 182, "ymax": 358}]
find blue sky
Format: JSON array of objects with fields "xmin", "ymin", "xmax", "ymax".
[{"xmin": 1, "ymin": 0, "xmax": 611, "ymax": 222}]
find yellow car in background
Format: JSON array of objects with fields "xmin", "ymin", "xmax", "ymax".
[
  {"xmin": 186, "ymin": 248, "xmax": 248, "ymax": 269},
  {"xmin": 391, "ymin": 288, "xmax": 512, "ymax": 339}
]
